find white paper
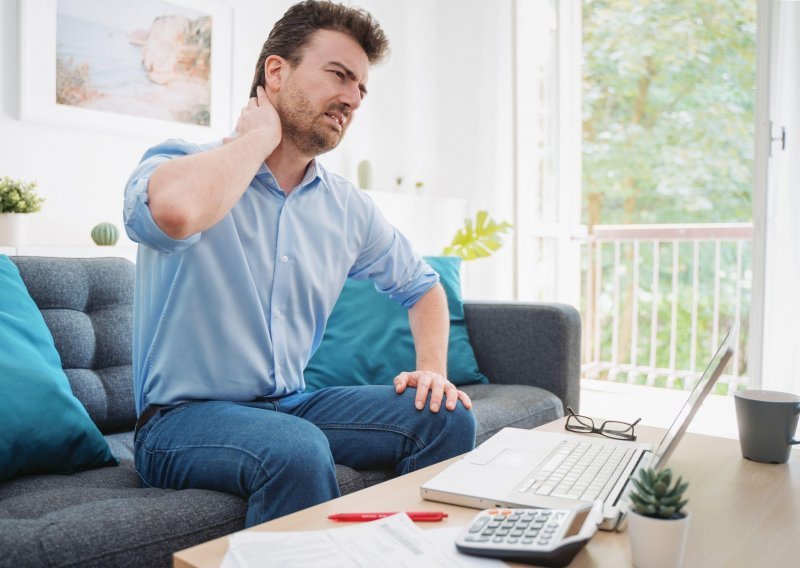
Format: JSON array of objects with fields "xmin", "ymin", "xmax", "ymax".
[
  {"xmin": 220, "ymin": 513, "xmax": 502, "ymax": 568},
  {"xmin": 424, "ymin": 527, "xmax": 505, "ymax": 567}
]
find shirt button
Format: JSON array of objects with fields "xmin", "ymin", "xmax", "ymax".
[{"xmin": 280, "ymin": 255, "xmax": 289, "ymax": 263}]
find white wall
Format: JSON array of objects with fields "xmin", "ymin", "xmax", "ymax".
[{"xmin": 0, "ymin": 0, "xmax": 514, "ymax": 299}]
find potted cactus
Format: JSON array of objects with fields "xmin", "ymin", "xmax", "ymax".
[{"xmin": 626, "ymin": 467, "xmax": 690, "ymax": 568}]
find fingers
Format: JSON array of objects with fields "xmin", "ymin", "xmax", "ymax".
[
  {"xmin": 394, "ymin": 371, "xmax": 469, "ymax": 413},
  {"xmin": 443, "ymin": 381, "xmax": 460, "ymax": 411},
  {"xmin": 428, "ymin": 374, "xmax": 446, "ymax": 412},
  {"xmin": 393, "ymin": 372, "xmax": 410, "ymax": 394},
  {"xmin": 256, "ymin": 85, "xmax": 269, "ymax": 107},
  {"xmin": 414, "ymin": 373, "xmax": 434, "ymax": 411},
  {"xmin": 457, "ymin": 388, "xmax": 473, "ymax": 410}
]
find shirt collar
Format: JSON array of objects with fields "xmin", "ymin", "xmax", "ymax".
[{"xmin": 255, "ymin": 159, "xmax": 329, "ymax": 194}]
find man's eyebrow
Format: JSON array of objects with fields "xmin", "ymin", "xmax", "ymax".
[{"xmin": 327, "ymin": 61, "xmax": 368, "ymax": 96}]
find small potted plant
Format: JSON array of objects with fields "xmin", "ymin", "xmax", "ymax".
[
  {"xmin": 0, "ymin": 176, "xmax": 44, "ymax": 246},
  {"xmin": 627, "ymin": 467, "xmax": 690, "ymax": 568}
]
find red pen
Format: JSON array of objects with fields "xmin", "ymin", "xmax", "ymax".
[{"xmin": 327, "ymin": 511, "xmax": 449, "ymax": 522}]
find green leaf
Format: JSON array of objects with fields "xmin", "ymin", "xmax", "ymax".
[{"xmin": 441, "ymin": 210, "xmax": 512, "ymax": 262}]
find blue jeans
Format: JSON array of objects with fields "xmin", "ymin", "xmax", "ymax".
[{"xmin": 134, "ymin": 386, "xmax": 476, "ymax": 527}]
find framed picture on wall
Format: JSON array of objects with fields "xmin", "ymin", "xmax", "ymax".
[{"xmin": 19, "ymin": 0, "xmax": 232, "ymax": 139}]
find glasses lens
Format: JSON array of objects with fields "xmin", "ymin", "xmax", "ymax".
[
  {"xmin": 600, "ymin": 421, "xmax": 636, "ymax": 440},
  {"xmin": 566, "ymin": 414, "xmax": 594, "ymax": 433}
]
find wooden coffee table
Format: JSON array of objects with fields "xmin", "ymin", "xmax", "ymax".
[{"xmin": 174, "ymin": 418, "xmax": 800, "ymax": 567}]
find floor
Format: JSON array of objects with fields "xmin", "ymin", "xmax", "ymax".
[{"xmin": 578, "ymin": 379, "xmax": 739, "ymax": 440}]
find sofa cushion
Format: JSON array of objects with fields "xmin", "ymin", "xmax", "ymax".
[
  {"xmin": 0, "ymin": 459, "xmax": 247, "ymax": 568},
  {"xmin": 0, "ymin": 256, "xmax": 117, "ymax": 483},
  {"xmin": 12, "ymin": 257, "xmax": 136, "ymax": 433},
  {"xmin": 304, "ymin": 256, "xmax": 489, "ymax": 390},
  {"xmin": 462, "ymin": 383, "xmax": 564, "ymax": 445}
]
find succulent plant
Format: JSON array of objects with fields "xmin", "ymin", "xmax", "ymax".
[
  {"xmin": 628, "ymin": 467, "xmax": 689, "ymax": 520},
  {"xmin": 91, "ymin": 222, "xmax": 119, "ymax": 246}
]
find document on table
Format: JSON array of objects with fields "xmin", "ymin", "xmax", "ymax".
[{"xmin": 221, "ymin": 512, "xmax": 502, "ymax": 568}]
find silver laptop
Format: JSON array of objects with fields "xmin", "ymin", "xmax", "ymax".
[{"xmin": 422, "ymin": 327, "xmax": 735, "ymax": 530}]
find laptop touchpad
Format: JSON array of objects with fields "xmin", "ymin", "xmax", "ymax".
[{"xmin": 472, "ymin": 448, "xmax": 538, "ymax": 468}]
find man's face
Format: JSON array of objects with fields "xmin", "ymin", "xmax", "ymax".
[{"xmin": 275, "ymin": 29, "xmax": 369, "ymax": 157}]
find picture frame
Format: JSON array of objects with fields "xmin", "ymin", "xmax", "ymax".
[{"xmin": 18, "ymin": 0, "xmax": 232, "ymax": 140}]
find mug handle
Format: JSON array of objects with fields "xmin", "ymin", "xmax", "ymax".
[{"xmin": 792, "ymin": 403, "xmax": 800, "ymax": 445}]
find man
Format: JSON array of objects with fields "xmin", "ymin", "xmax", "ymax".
[{"xmin": 123, "ymin": 0, "xmax": 476, "ymax": 527}]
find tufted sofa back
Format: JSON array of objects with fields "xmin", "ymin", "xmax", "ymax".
[{"xmin": 11, "ymin": 256, "xmax": 136, "ymax": 434}]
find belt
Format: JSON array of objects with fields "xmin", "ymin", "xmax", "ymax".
[{"xmin": 135, "ymin": 404, "xmax": 165, "ymax": 435}]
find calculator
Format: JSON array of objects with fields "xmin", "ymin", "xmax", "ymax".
[{"xmin": 454, "ymin": 502, "xmax": 602, "ymax": 566}]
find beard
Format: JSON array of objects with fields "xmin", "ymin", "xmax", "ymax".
[{"xmin": 276, "ymin": 84, "xmax": 347, "ymax": 157}]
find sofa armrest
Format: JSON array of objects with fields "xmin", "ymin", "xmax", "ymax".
[{"xmin": 463, "ymin": 302, "xmax": 581, "ymax": 412}]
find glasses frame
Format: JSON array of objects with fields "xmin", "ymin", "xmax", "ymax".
[{"xmin": 564, "ymin": 405, "xmax": 641, "ymax": 441}]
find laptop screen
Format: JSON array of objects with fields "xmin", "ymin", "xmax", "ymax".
[{"xmin": 650, "ymin": 326, "xmax": 736, "ymax": 469}]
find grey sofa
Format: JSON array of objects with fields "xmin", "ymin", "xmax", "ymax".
[{"xmin": 0, "ymin": 256, "xmax": 580, "ymax": 568}]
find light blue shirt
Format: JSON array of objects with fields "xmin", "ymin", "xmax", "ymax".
[{"xmin": 123, "ymin": 139, "xmax": 438, "ymax": 414}]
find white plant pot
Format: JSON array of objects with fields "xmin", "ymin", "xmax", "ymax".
[
  {"xmin": 628, "ymin": 510, "xmax": 691, "ymax": 568},
  {"xmin": 0, "ymin": 213, "xmax": 30, "ymax": 246}
]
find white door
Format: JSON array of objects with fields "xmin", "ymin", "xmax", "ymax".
[{"xmin": 752, "ymin": 0, "xmax": 800, "ymax": 392}]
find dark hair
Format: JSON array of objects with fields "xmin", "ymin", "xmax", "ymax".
[{"xmin": 249, "ymin": 0, "xmax": 389, "ymax": 97}]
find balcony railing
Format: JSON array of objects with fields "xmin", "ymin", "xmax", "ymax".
[{"xmin": 580, "ymin": 223, "xmax": 752, "ymax": 394}]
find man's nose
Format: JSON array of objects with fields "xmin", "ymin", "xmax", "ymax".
[{"xmin": 341, "ymin": 82, "xmax": 362, "ymax": 110}]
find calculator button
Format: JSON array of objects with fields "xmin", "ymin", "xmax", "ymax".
[
  {"xmin": 482, "ymin": 530, "xmax": 495, "ymax": 537},
  {"xmin": 496, "ymin": 529, "xmax": 510, "ymax": 537},
  {"xmin": 523, "ymin": 538, "xmax": 535, "ymax": 545},
  {"xmin": 511, "ymin": 530, "xmax": 525, "ymax": 537},
  {"xmin": 507, "ymin": 538, "xmax": 519, "ymax": 544},
  {"xmin": 469, "ymin": 517, "xmax": 490, "ymax": 532},
  {"xmin": 465, "ymin": 535, "xmax": 491, "ymax": 542},
  {"xmin": 493, "ymin": 537, "xmax": 504, "ymax": 543}
]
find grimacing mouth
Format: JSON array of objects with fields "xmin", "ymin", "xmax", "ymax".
[{"xmin": 324, "ymin": 111, "xmax": 346, "ymax": 128}]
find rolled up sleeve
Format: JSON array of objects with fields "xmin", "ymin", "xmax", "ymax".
[
  {"xmin": 123, "ymin": 139, "xmax": 203, "ymax": 254},
  {"xmin": 348, "ymin": 201, "xmax": 439, "ymax": 308}
]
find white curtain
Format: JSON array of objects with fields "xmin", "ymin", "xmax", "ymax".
[{"xmin": 761, "ymin": 1, "xmax": 800, "ymax": 394}]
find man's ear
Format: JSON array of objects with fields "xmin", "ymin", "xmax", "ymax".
[{"xmin": 264, "ymin": 55, "xmax": 288, "ymax": 93}]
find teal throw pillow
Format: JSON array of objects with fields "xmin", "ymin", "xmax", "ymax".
[
  {"xmin": 304, "ymin": 256, "xmax": 489, "ymax": 390},
  {"xmin": 0, "ymin": 255, "xmax": 117, "ymax": 482}
]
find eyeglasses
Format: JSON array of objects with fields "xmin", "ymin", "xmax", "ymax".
[{"xmin": 564, "ymin": 405, "xmax": 641, "ymax": 441}]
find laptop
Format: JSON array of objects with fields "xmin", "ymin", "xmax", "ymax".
[{"xmin": 421, "ymin": 327, "xmax": 735, "ymax": 530}]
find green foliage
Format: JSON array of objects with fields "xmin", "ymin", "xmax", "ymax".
[
  {"xmin": 582, "ymin": 0, "xmax": 756, "ymax": 225},
  {"xmin": 0, "ymin": 177, "xmax": 44, "ymax": 214},
  {"xmin": 586, "ymin": 239, "xmax": 750, "ymax": 379},
  {"xmin": 629, "ymin": 467, "xmax": 689, "ymax": 519},
  {"xmin": 442, "ymin": 211, "xmax": 512, "ymax": 261}
]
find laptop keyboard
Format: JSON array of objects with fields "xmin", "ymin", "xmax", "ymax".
[{"xmin": 515, "ymin": 441, "xmax": 636, "ymax": 502}]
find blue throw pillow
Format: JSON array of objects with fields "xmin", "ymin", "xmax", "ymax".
[
  {"xmin": 304, "ymin": 256, "xmax": 489, "ymax": 390},
  {"xmin": 0, "ymin": 255, "xmax": 117, "ymax": 482}
]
